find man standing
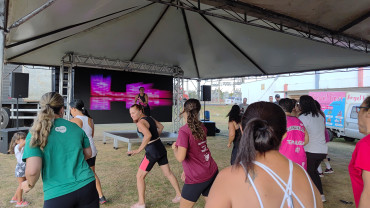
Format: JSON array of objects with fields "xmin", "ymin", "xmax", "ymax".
[
  {"xmin": 239, "ymin": 98, "xmax": 249, "ymax": 115},
  {"xmin": 274, "ymin": 94, "xmax": 281, "ymax": 104},
  {"xmin": 269, "ymin": 96, "xmax": 274, "ymax": 103}
]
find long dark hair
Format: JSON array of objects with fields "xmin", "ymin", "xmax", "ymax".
[
  {"xmin": 299, "ymin": 95, "xmax": 319, "ymax": 117},
  {"xmin": 182, "ymin": 99, "xmax": 205, "ymax": 140},
  {"xmin": 314, "ymin": 100, "xmax": 326, "ymax": 118},
  {"xmin": 70, "ymin": 99, "xmax": 91, "ymax": 118},
  {"xmin": 235, "ymin": 102, "xmax": 287, "ymax": 178},
  {"xmin": 227, "ymin": 105, "xmax": 241, "ymax": 123}
]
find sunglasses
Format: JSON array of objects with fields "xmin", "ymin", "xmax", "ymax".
[{"xmin": 355, "ymin": 106, "xmax": 369, "ymax": 113}]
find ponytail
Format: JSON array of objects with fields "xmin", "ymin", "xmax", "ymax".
[
  {"xmin": 70, "ymin": 99, "xmax": 92, "ymax": 118},
  {"xmin": 31, "ymin": 92, "xmax": 64, "ymax": 150},
  {"xmin": 82, "ymin": 108, "xmax": 91, "ymax": 118},
  {"xmin": 183, "ymin": 99, "xmax": 205, "ymax": 140},
  {"xmin": 234, "ymin": 102, "xmax": 287, "ymax": 179},
  {"xmin": 235, "ymin": 118, "xmax": 275, "ymax": 176}
]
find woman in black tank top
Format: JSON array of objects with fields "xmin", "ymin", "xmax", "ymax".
[
  {"xmin": 226, "ymin": 105, "xmax": 242, "ymax": 165},
  {"xmin": 134, "ymin": 87, "xmax": 150, "ymax": 116},
  {"xmin": 127, "ymin": 104, "xmax": 181, "ymax": 208}
]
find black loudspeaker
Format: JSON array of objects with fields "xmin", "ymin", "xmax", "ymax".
[
  {"xmin": 201, "ymin": 85, "xmax": 211, "ymax": 101},
  {"xmin": 201, "ymin": 121, "xmax": 216, "ymax": 136},
  {"xmin": 0, "ymin": 127, "xmax": 30, "ymax": 154},
  {"xmin": 11, "ymin": 73, "xmax": 29, "ymax": 98}
]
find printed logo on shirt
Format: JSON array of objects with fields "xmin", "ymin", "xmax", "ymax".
[
  {"xmin": 204, "ymin": 153, "xmax": 210, "ymax": 161},
  {"xmin": 198, "ymin": 140, "xmax": 210, "ymax": 161},
  {"xmin": 287, "ymin": 125, "xmax": 305, "ymax": 133},
  {"xmin": 55, "ymin": 126, "xmax": 67, "ymax": 133},
  {"xmin": 295, "ymin": 147, "xmax": 301, "ymax": 153}
]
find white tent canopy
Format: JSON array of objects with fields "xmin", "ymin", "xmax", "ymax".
[{"xmin": 3, "ymin": 0, "xmax": 370, "ymax": 79}]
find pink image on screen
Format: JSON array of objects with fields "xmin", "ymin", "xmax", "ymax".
[{"xmin": 90, "ymin": 75, "xmax": 172, "ymax": 110}]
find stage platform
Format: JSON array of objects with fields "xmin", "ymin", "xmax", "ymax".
[{"xmin": 103, "ymin": 130, "xmax": 178, "ymax": 151}]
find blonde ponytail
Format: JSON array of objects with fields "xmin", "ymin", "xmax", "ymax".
[{"xmin": 30, "ymin": 92, "xmax": 64, "ymax": 150}]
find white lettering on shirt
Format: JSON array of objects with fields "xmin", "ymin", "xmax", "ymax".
[
  {"xmin": 286, "ymin": 140, "xmax": 305, "ymax": 145},
  {"xmin": 198, "ymin": 140, "xmax": 209, "ymax": 161},
  {"xmin": 55, "ymin": 126, "xmax": 67, "ymax": 133},
  {"xmin": 287, "ymin": 125, "xmax": 305, "ymax": 133}
]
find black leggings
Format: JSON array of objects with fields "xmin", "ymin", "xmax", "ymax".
[
  {"xmin": 306, "ymin": 152, "xmax": 326, "ymax": 194},
  {"xmin": 44, "ymin": 180, "xmax": 99, "ymax": 208}
]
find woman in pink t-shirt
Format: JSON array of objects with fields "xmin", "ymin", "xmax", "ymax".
[
  {"xmin": 172, "ymin": 99, "xmax": 218, "ymax": 207},
  {"xmin": 348, "ymin": 96, "xmax": 370, "ymax": 207},
  {"xmin": 278, "ymin": 98, "xmax": 309, "ymax": 169}
]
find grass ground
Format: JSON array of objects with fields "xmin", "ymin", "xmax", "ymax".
[{"xmin": 0, "ymin": 105, "xmax": 359, "ymax": 207}]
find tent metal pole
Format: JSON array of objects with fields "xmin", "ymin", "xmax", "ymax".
[
  {"xmin": 180, "ymin": 4, "xmax": 200, "ymax": 78},
  {"xmin": 197, "ymin": 79, "xmax": 201, "ymax": 100},
  {"xmin": 8, "ymin": 0, "xmax": 56, "ymax": 30},
  {"xmin": 0, "ymin": 0, "xmax": 6, "ymax": 113}
]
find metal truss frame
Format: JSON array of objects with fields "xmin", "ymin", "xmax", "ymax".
[
  {"xmin": 173, "ymin": 72, "xmax": 184, "ymax": 133},
  {"xmin": 148, "ymin": 0, "xmax": 370, "ymax": 53},
  {"xmin": 61, "ymin": 53, "xmax": 184, "ymax": 132}
]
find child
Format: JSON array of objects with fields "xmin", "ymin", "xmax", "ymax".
[{"xmin": 8, "ymin": 132, "xmax": 29, "ymax": 207}]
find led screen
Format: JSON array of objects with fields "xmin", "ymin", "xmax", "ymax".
[{"xmin": 74, "ymin": 67, "xmax": 173, "ymax": 123}]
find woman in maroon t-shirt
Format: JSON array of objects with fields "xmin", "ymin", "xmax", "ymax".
[{"xmin": 172, "ymin": 99, "xmax": 218, "ymax": 207}]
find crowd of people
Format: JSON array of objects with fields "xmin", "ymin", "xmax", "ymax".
[{"xmin": 8, "ymin": 89, "xmax": 369, "ymax": 208}]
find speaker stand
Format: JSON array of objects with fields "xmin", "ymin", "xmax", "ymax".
[
  {"xmin": 203, "ymin": 100, "xmax": 206, "ymax": 121},
  {"xmin": 16, "ymin": 97, "xmax": 19, "ymax": 129}
]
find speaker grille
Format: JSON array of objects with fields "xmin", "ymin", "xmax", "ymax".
[
  {"xmin": 201, "ymin": 85, "xmax": 211, "ymax": 101},
  {"xmin": 11, "ymin": 73, "xmax": 29, "ymax": 98}
]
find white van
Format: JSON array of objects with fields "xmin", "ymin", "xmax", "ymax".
[{"xmin": 310, "ymin": 92, "xmax": 369, "ymax": 141}]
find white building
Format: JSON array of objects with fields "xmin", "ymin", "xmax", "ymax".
[{"xmin": 241, "ymin": 67, "xmax": 370, "ymax": 103}]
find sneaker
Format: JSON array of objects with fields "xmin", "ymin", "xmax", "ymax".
[
  {"xmin": 319, "ymin": 172, "xmax": 324, "ymax": 178},
  {"xmin": 324, "ymin": 168, "xmax": 334, "ymax": 174},
  {"xmin": 131, "ymin": 202, "xmax": 145, "ymax": 208},
  {"xmin": 321, "ymin": 195, "xmax": 326, "ymax": 202},
  {"xmin": 99, "ymin": 196, "xmax": 107, "ymax": 204},
  {"xmin": 172, "ymin": 195, "xmax": 181, "ymax": 203},
  {"xmin": 15, "ymin": 201, "xmax": 29, "ymax": 207},
  {"xmin": 10, "ymin": 197, "xmax": 17, "ymax": 203}
]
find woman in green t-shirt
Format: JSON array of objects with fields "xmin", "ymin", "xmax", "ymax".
[{"xmin": 21, "ymin": 92, "xmax": 98, "ymax": 208}]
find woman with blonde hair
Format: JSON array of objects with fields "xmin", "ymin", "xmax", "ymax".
[
  {"xmin": 206, "ymin": 102, "xmax": 323, "ymax": 208},
  {"xmin": 21, "ymin": 92, "xmax": 98, "ymax": 208},
  {"xmin": 172, "ymin": 98, "xmax": 218, "ymax": 207}
]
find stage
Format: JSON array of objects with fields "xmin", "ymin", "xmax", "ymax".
[{"xmin": 103, "ymin": 130, "xmax": 178, "ymax": 151}]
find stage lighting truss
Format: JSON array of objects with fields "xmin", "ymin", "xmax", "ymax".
[
  {"xmin": 173, "ymin": 74, "xmax": 184, "ymax": 133},
  {"xmin": 61, "ymin": 53, "xmax": 185, "ymax": 132},
  {"xmin": 148, "ymin": 0, "xmax": 369, "ymax": 53}
]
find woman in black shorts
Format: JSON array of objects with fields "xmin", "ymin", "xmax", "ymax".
[
  {"xmin": 134, "ymin": 87, "xmax": 150, "ymax": 116},
  {"xmin": 127, "ymin": 104, "xmax": 181, "ymax": 208}
]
